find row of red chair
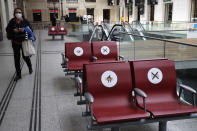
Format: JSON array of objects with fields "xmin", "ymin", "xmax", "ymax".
[
  {"xmin": 48, "ymin": 25, "xmax": 67, "ymax": 40},
  {"xmin": 75, "ymin": 59, "xmax": 197, "ymax": 131},
  {"xmin": 61, "ymin": 41, "xmax": 124, "ymax": 76}
]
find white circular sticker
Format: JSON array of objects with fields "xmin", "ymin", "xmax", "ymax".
[
  {"xmin": 60, "ymin": 27, "xmax": 64, "ymax": 31},
  {"xmin": 101, "ymin": 71, "xmax": 118, "ymax": 88},
  {"xmin": 74, "ymin": 47, "xmax": 83, "ymax": 56},
  {"xmin": 101, "ymin": 46, "xmax": 110, "ymax": 55},
  {"xmin": 147, "ymin": 68, "xmax": 163, "ymax": 84},
  {"xmin": 51, "ymin": 27, "xmax": 55, "ymax": 31}
]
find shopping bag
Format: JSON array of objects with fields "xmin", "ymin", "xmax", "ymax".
[{"xmin": 22, "ymin": 40, "xmax": 36, "ymax": 56}]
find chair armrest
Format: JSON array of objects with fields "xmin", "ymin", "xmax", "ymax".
[
  {"xmin": 61, "ymin": 52, "xmax": 64, "ymax": 57},
  {"xmin": 65, "ymin": 57, "xmax": 69, "ymax": 62},
  {"xmin": 134, "ymin": 88, "xmax": 147, "ymax": 98},
  {"xmin": 84, "ymin": 92, "xmax": 94, "ymax": 126},
  {"xmin": 119, "ymin": 55, "xmax": 124, "ymax": 60},
  {"xmin": 75, "ymin": 76, "xmax": 82, "ymax": 88},
  {"xmin": 179, "ymin": 84, "xmax": 196, "ymax": 106},
  {"xmin": 180, "ymin": 84, "xmax": 196, "ymax": 94},
  {"xmin": 75, "ymin": 76, "xmax": 82, "ymax": 85},
  {"xmin": 133, "ymin": 88, "xmax": 147, "ymax": 111},
  {"xmin": 92, "ymin": 56, "xmax": 97, "ymax": 62},
  {"xmin": 61, "ymin": 53, "xmax": 65, "ymax": 65},
  {"xmin": 84, "ymin": 92, "xmax": 94, "ymax": 103}
]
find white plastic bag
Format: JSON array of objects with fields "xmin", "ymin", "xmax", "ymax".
[{"xmin": 22, "ymin": 40, "xmax": 36, "ymax": 56}]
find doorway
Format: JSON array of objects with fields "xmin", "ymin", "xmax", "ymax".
[
  {"xmin": 103, "ymin": 9, "xmax": 110, "ymax": 22},
  {"xmin": 50, "ymin": 9, "xmax": 58, "ymax": 21},
  {"xmin": 150, "ymin": 5, "xmax": 154, "ymax": 21},
  {"xmin": 165, "ymin": 3, "xmax": 173, "ymax": 22},
  {"xmin": 33, "ymin": 10, "xmax": 42, "ymax": 22},
  {"xmin": 192, "ymin": 0, "xmax": 197, "ymax": 22},
  {"xmin": 69, "ymin": 8, "xmax": 77, "ymax": 22},
  {"xmin": 87, "ymin": 8, "xmax": 94, "ymax": 21},
  {"xmin": 69, "ymin": 13, "xmax": 77, "ymax": 22},
  {"xmin": 137, "ymin": 7, "xmax": 140, "ymax": 21}
]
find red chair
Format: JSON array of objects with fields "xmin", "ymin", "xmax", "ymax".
[
  {"xmin": 48, "ymin": 26, "xmax": 67, "ymax": 40},
  {"xmin": 57, "ymin": 25, "xmax": 67, "ymax": 35},
  {"xmin": 91, "ymin": 41, "xmax": 123, "ymax": 62},
  {"xmin": 131, "ymin": 59, "xmax": 197, "ymax": 118},
  {"xmin": 84, "ymin": 62, "xmax": 150, "ymax": 129},
  {"xmin": 48, "ymin": 26, "xmax": 58, "ymax": 35},
  {"xmin": 75, "ymin": 61, "xmax": 122, "ymax": 105},
  {"xmin": 57, "ymin": 25, "xmax": 67, "ymax": 40},
  {"xmin": 65, "ymin": 42, "xmax": 92, "ymax": 71}
]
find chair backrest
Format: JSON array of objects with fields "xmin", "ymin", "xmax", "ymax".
[
  {"xmin": 48, "ymin": 26, "xmax": 58, "ymax": 34},
  {"xmin": 85, "ymin": 62, "xmax": 132, "ymax": 108},
  {"xmin": 65, "ymin": 42, "xmax": 92, "ymax": 70},
  {"xmin": 130, "ymin": 59, "xmax": 177, "ymax": 104},
  {"xmin": 57, "ymin": 25, "xmax": 67, "ymax": 34},
  {"xmin": 92, "ymin": 41, "xmax": 118, "ymax": 61}
]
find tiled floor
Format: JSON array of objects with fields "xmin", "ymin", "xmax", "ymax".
[{"xmin": 0, "ymin": 29, "xmax": 197, "ymax": 131}]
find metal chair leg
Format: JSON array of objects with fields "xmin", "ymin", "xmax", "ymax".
[
  {"xmin": 61, "ymin": 35, "xmax": 64, "ymax": 40},
  {"xmin": 159, "ymin": 121, "xmax": 167, "ymax": 131},
  {"xmin": 111, "ymin": 127, "xmax": 119, "ymax": 131}
]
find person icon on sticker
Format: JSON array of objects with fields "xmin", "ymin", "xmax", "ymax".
[{"xmin": 106, "ymin": 75, "xmax": 113, "ymax": 83}]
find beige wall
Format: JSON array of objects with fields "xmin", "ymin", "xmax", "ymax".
[
  {"xmin": 25, "ymin": 0, "xmax": 51, "ymax": 22},
  {"xmin": 24, "ymin": 0, "xmax": 119, "ymax": 23}
]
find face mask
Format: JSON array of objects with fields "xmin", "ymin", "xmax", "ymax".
[{"xmin": 15, "ymin": 13, "xmax": 22, "ymax": 19}]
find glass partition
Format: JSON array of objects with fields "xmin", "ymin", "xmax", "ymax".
[
  {"xmin": 141, "ymin": 22, "xmax": 190, "ymax": 31},
  {"xmin": 119, "ymin": 32, "xmax": 197, "ymax": 61}
]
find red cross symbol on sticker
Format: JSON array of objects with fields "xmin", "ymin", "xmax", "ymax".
[
  {"xmin": 74, "ymin": 47, "xmax": 83, "ymax": 56},
  {"xmin": 101, "ymin": 46, "xmax": 110, "ymax": 55}
]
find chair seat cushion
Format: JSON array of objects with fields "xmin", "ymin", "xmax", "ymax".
[
  {"xmin": 93, "ymin": 97, "xmax": 150, "ymax": 124},
  {"xmin": 147, "ymin": 100, "xmax": 197, "ymax": 117}
]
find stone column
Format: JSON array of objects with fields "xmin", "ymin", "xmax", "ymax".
[
  {"xmin": 7, "ymin": 0, "xmax": 14, "ymax": 20},
  {"xmin": 0, "ymin": 0, "xmax": 8, "ymax": 38}
]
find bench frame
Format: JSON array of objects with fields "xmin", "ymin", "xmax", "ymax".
[{"xmin": 48, "ymin": 26, "xmax": 66, "ymax": 40}]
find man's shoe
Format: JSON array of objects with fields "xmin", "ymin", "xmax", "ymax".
[
  {"xmin": 14, "ymin": 75, "xmax": 21, "ymax": 81},
  {"xmin": 29, "ymin": 68, "xmax": 33, "ymax": 74}
]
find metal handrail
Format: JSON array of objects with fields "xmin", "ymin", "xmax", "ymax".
[
  {"xmin": 124, "ymin": 22, "xmax": 146, "ymax": 40},
  {"xmin": 101, "ymin": 24, "xmax": 110, "ymax": 38},
  {"xmin": 89, "ymin": 24, "xmax": 108, "ymax": 42},
  {"xmin": 131, "ymin": 21, "xmax": 145, "ymax": 32},
  {"xmin": 123, "ymin": 22, "xmax": 134, "ymax": 32},
  {"xmin": 120, "ymin": 32, "xmax": 197, "ymax": 47},
  {"xmin": 107, "ymin": 24, "xmax": 123, "ymax": 41},
  {"xmin": 107, "ymin": 24, "xmax": 135, "ymax": 41}
]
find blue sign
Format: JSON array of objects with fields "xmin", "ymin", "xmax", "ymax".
[{"xmin": 194, "ymin": 24, "xmax": 197, "ymax": 29}]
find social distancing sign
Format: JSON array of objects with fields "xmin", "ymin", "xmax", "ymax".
[
  {"xmin": 101, "ymin": 46, "xmax": 110, "ymax": 55},
  {"xmin": 147, "ymin": 68, "xmax": 163, "ymax": 84},
  {"xmin": 74, "ymin": 47, "xmax": 83, "ymax": 56},
  {"xmin": 101, "ymin": 70, "xmax": 118, "ymax": 88}
]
